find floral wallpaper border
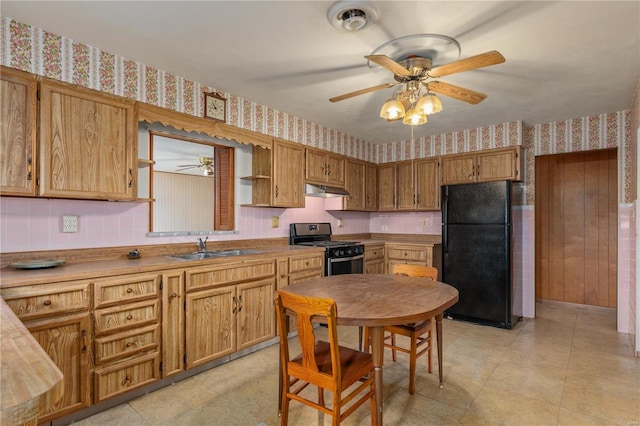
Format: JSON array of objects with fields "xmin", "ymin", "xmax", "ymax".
[{"xmin": 1, "ymin": 16, "xmax": 634, "ymax": 204}]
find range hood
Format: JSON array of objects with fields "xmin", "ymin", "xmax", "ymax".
[{"xmin": 304, "ymin": 183, "xmax": 350, "ymax": 198}]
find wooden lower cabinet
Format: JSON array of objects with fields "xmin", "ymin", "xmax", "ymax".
[
  {"xmin": 92, "ymin": 273, "xmax": 161, "ymax": 403},
  {"xmin": 1, "ymin": 281, "xmax": 92, "ymax": 423},
  {"xmin": 161, "ymin": 270, "xmax": 185, "ymax": 378},
  {"xmin": 94, "ymin": 351, "xmax": 161, "ymax": 403},
  {"xmin": 365, "ymin": 243, "xmax": 385, "ymax": 274},
  {"xmin": 385, "ymin": 243, "xmax": 440, "ymax": 275},
  {"xmin": 25, "ymin": 312, "xmax": 92, "ymax": 422},
  {"xmin": 184, "ymin": 259, "xmax": 277, "ymax": 369}
]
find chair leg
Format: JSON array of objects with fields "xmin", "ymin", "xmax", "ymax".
[
  {"xmin": 369, "ymin": 381, "xmax": 376, "ymax": 426},
  {"xmin": 332, "ymin": 394, "xmax": 340, "ymax": 426},
  {"xmin": 391, "ymin": 333, "xmax": 397, "ymax": 362},
  {"xmin": 318, "ymin": 387, "xmax": 324, "ymax": 407},
  {"xmin": 280, "ymin": 391, "xmax": 289, "ymax": 426},
  {"xmin": 409, "ymin": 333, "xmax": 417, "ymax": 394},
  {"xmin": 427, "ymin": 329, "xmax": 433, "ymax": 374}
]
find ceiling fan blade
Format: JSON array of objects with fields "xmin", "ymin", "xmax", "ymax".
[
  {"xmin": 428, "ymin": 50, "xmax": 505, "ymax": 78},
  {"xmin": 329, "ymin": 83, "xmax": 396, "ymax": 103},
  {"xmin": 365, "ymin": 55, "xmax": 411, "ymax": 77},
  {"xmin": 427, "ymin": 81, "xmax": 487, "ymax": 105}
]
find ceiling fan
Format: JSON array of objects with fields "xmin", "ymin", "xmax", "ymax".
[
  {"xmin": 329, "ymin": 35, "xmax": 505, "ymax": 125},
  {"xmin": 176, "ymin": 157, "xmax": 214, "ymax": 176}
]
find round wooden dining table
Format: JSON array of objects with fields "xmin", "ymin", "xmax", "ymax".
[{"xmin": 280, "ymin": 273, "xmax": 459, "ymax": 426}]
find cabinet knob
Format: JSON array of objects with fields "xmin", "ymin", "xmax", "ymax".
[
  {"xmin": 126, "ymin": 314, "xmax": 133, "ymax": 320},
  {"xmin": 126, "ymin": 288, "xmax": 133, "ymax": 293},
  {"xmin": 170, "ymin": 292, "xmax": 178, "ymax": 299},
  {"xmin": 43, "ymin": 300, "xmax": 51, "ymax": 306},
  {"xmin": 126, "ymin": 342, "xmax": 134, "ymax": 348}
]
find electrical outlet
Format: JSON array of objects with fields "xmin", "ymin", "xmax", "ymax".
[
  {"xmin": 271, "ymin": 216, "xmax": 279, "ymax": 228},
  {"xmin": 337, "ymin": 218, "xmax": 343, "ymax": 227},
  {"xmin": 422, "ymin": 219, "xmax": 428, "ymax": 227},
  {"xmin": 62, "ymin": 215, "xmax": 79, "ymax": 233}
]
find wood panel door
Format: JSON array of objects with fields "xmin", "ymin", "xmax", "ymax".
[
  {"xmin": 535, "ymin": 149, "xmax": 617, "ymax": 308},
  {"xmin": 272, "ymin": 139, "xmax": 304, "ymax": 207}
]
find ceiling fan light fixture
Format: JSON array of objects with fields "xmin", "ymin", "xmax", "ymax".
[
  {"xmin": 203, "ymin": 166, "xmax": 214, "ymax": 176},
  {"xmin": 402, "ymin": 106, "xmax": 427, "ymax": 126},
  {"xmin": 379, "ymin": 98, "xmax": 405, "ymax": 120},
  {"xmin": 416, "ymin": 93, "xmax": 443, "ymax": 115},
  {"xmin": 327, "ymin": 1, "xmax": 379, "ymax": 32}
]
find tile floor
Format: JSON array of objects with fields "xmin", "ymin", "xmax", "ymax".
[{"xmin": 74, "ymin": 302, "xmax": 639, "ymax": 426}]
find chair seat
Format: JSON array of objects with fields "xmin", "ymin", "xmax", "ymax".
[
  {"xmin": 385, "ymin": 319, "xmax": 431, "ymax": 334},
  {"xmin": 291, "ymin": 341, "xmax": 373, "ymax": 390}
]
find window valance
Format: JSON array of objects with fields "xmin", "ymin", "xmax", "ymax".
[{"xmin": 137, "ymin": 103, "xmax": 272, "ymax": 149}]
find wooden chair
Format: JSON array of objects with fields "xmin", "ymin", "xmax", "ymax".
[
  {"xmin": 364, "ymin": 264, "xmax": 438, "ymax": 394},
  {"xmin": 275, "ymin": 290, "xmax": 376, "ymax": 426}
]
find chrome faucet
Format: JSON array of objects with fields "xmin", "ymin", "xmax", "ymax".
[{"xmin": 197, "ymin": 237, "xmax": 208, "ymax": 252}]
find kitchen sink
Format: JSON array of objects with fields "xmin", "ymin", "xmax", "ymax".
[{"xmin": 169, "ymin": 249, "xmax": 263, "ymax": 260}]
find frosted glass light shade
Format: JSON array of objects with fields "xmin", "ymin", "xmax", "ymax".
[
  {"xmin": 402, "ymin": 107, "xmax": 427, "ymax": 125},
  {"xmin": 379, "ymin": 98, "xmax": 405, "ymax": 120},
  {"xmin": 416, "ymin": 93, "xmax": 443, "ymax": 115}
]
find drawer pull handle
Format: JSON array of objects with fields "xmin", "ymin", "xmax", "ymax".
[
  {"xmin": 126, "ymin": 315, "xmax": 133, "ymax": 320},
  {"xmin": 43, "ymin": 300, "xmax": 52, "ymax": 306},
  {"xmin": 126, "ymin": 288, "xmax": 133, "ymax": 293},
  {"xmin": 170, "ymin": 292, "xmax": 178, "ymax": 299},
  {"xmin": 122, "ymin": 375, "xmax": 132, "ymax": 386},
  {"xmin": 81, "ymin": 329, "xmax": 87, "ymax": 353}
]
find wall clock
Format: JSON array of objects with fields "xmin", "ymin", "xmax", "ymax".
[{"xmin": 204, "ymin": 91, "xmax": 226, "ymax": 122}]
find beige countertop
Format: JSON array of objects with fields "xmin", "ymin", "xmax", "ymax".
[
  {"xmin": 1, "ymin": 298, "xmax": 64, "ymax": 424},
  {"xmin": 0, "ymin": 245, "xmax": 324, "ymax": 289}
]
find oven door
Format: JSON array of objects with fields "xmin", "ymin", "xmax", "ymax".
[{"xmin": 327, "ymin": 254, "xmax": 364, "ymax": 276}]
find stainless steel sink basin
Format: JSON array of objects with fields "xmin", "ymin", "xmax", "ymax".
[{"xmin": 169, "ymin": 249, "xmax": 262, "ymax": 260}]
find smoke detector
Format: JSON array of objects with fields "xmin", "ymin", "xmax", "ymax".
[{"xmin": 327, "ymin": 1, "xmax": 380, "ymax": 32}]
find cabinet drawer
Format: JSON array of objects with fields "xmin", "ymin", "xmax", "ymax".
[
  {"xmin": 94, "ymin": 299, "xmax": 159, "ymax": 335},
  {"xmin": 2, "ymin": 281, "xmax": 90, "ymax": 321},
  {"xmin": 288, "ymin": 255, "xmax": 324, "ymax": 274},
  {"xmin": 94, "ymin": 324, "xmax": 159, "ymax": 365},
  {"xmin": 386, "ymin": 246, "xmax": 428, "ymax": 262},
  {"xmin": 186, "ymin": 259, "xmax": 275, "ymax": 292},
  {"xmin": 365, "ymin": 245, "xmax": 385, "ymax": 261},
  {"xmin": 94, "ymin": 351, "xmax": 160, "ymax": 403},
  {"xmin": 94, "ymin": 274, "xmax": 159, "ymax": 308}
]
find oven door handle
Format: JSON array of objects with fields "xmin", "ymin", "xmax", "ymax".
[{"xmin": 328, "ymin": 254, "xmax": 364, "ymax": 264}]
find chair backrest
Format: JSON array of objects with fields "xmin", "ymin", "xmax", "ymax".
[
  {"xmin": 392, "ymin": 264, "xmax": 438, "ymax": 280},
  {"xmin": 275, "ymin": 290, "xmax": 341, "ymax": 390}
]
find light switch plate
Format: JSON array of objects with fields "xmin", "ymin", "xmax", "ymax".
[
  {"xmin": 62, "ymin": 215, "xmax": 79, "ymax": 233},
  {"xmin": 271, "ymin": 216, "xmax": 279, "ymax": 228}
]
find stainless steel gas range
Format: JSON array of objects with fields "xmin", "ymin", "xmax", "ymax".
[{"xmin": 289, "ymin": 223, "xmax": 364, "ymax": 276}]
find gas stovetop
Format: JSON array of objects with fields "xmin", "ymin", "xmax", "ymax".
[{"xmin": 289, "ymin": 223, "xmax": 364, "ymax": 258}]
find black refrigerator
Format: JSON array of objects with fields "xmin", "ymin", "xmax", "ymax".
[{"xmin": 441, "ymin": 180, "xmax": 521, "ymax": 329}]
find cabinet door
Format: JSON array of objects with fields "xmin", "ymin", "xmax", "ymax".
[
  {"xmin": 476, "ymin": 147, "xmax": 521, "ymax": 182},
  {"xmin": 304, "ymin": 148, "xmax": 327, "ymax": 184},
  {"xmin": 365, "ymin": 163, "xmax": 378, "ymax": 211},
  {"xmin": 416, "ymin": 158, "xmax": 440, "ymax": 210},
  {"xmin": 326, "ymin": 153, "xmax": 345, "ymax": 187},
  {"xmin": 237, "ymin": 278, "xmax": 276, "ymax": 350},
  {"xmin": 162, "ymin": 270, "xmax": 184, "ymax": 378},
  {"xmin": 377, "ymin": 163, "xmax": 396, "ymax": 211},
  {"xmin": 396, "ymin": 161, "xmax": 415, "ymax": 210},
  {"xmin": 272, "ymin": 140, "xmax": 304, "ymax": 207},
  {"xmin": 344, "ymin": 159, "xmax": 365, "ymax": 210},
  {"xmin": 0, "ymin": 66, "xmax": 37, "ymax": 196},
  {"xmin": 440, "ymin": 154, "xmax": 476, "ymax": 185},
  {"xmin": 365, "ymin": 259, "xmax": 385, "ymax": 274},
  {"xmin": 26, "ymin": 312, "xmax": 91, "ymax": 422},
  {"xmin": 39, "ymin": 79, "xmax": 136, "ymax": 200},
  {"xmin": 185, "ymin": 286, "xmax": 235, "ymax": 369}
]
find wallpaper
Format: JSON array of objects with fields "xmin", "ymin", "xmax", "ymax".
[{"xmin": 0, "ymin": 16, "xmax": 634, "ymax": 203}]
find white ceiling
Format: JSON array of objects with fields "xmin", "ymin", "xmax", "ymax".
[{"xmin": 3, "ymin": 1, "xmax": 639, "ymax": 145}]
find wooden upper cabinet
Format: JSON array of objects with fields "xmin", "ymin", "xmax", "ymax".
[
  {"xmin": 377, "ymin": 163, "xmax": 396, "ymax": 211},
  {"xmin": 415, "ymin": 158, "xmax": 440, "ymax": 210},
  {"xmin": 365, "ymin": 163, "xmax": 378, "ymax": 211},
  {"xmin": 0, "ymin": 66, "xmax": 37, "ymax": 196},
  {"xmin": 305, "ymin": 147, "xmax": 345, "ymax": 187},
  {"xmin": 39, "ymin": 78, "xmax": 136, "ymax": 200},
  {"xmin": 396, "ymin": 158, "xmax": 440, "ymax": 211},
  {"xmin": 476, "ymin": 146, "xmax": 522, "ymax": 182},
  {"xmin": 440, "ymin": 146, "xmax": 522, "ymax": 185},
  {"xmin": 343, "ymin": 158, "xmax": 365, "ymax": 211},
  {"xmin": 396, "ymin": 161, "xmax": 415, "ymax": 211},
  {"xmin": 272, "ymin": 139, "xmax": 304, "ymax": 207}
]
